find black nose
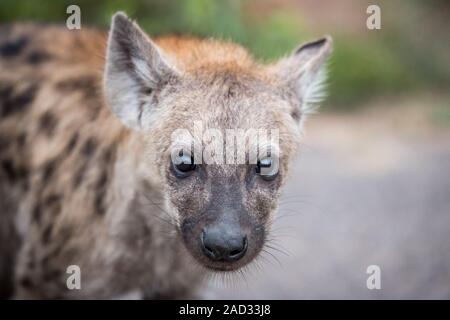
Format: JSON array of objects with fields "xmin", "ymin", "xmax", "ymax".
[{"xmin": 201, "ymin": 225, "xmax": 248, "ymax": 262}]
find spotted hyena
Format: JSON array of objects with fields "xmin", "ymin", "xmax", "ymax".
[{"xmin": 0, "ymin": 12, "xmax": 332, "ymax": 299}]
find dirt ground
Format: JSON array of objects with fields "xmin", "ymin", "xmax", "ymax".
[{"xmin": 210, "ymin": 99, "xmax": 450, "ymax": 299}]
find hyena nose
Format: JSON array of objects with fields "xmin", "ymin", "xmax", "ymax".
[{"xmin": 201, "ymin": 226, "xmax": 248, "ymax": 262}]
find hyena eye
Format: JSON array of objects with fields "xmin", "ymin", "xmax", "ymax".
[
  {"xmin": 172, "ymin": 150, "xmax": 196, "ymax": 178},
  {"xmin": 256, "ymin": 157, "xmax": 279, "ymax": 181}
]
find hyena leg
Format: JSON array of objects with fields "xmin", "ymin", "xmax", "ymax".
[
  {"xmin": 13, "ymin": 238, "xmax": 69, "ymax": 299},
  {"xmin": 0, "ymin": 181, "xmax": 21, "ymax": 299},
  {"xmin": 13, "ymin": 239, "xmax": 45, "ymax": 299},
  {"xmin": 13, "ymin": 221, "xmax": 72, "ymax": 299}
]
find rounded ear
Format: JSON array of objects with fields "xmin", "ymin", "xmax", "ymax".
[
  {"xmin": 270, "ymin": 36, "xmax": 333, "ymax": 120},
  {"xmin": 104, "ymin": 12, "xmax": 178, "ymax": 130}
]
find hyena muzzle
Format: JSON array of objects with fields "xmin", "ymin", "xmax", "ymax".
[{"xmin": 0, "ymin": 12, "xmax": 332, "ymax": 299}]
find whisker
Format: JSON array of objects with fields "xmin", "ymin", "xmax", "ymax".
[
  {"xmin": 261, "ymin": 248, "xmax": 283, "ymax": 267},
  {"xmin": 265, "ymin": 242, "xmax": 291, "ymax": 257}
]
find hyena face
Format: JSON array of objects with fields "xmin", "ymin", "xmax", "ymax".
[{"xmin": 104, "ymin": 13, "xmax": 332, "ymax": 271}]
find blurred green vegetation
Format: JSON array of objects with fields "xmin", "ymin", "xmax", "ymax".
[{"xmin": 0, "ymin": 0, "xmax": 449, "ymax": 110}]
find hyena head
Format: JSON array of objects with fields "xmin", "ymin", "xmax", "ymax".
[{"xmin": 104, "ymin": 12, "xmax": 332, "ymax": 271}]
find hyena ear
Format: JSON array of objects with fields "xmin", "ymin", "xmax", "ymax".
[
  {"xmin": 104, "ymin": 12, "xmax": 178, "ymax": 130},
  {"xmin": 271, "ymin": 36, "xmax": 332, "ymax": 121}
]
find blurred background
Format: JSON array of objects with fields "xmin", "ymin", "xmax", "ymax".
[{"xmin": 1, "ymin": 0, "xmax": 449, "ymax": 298}]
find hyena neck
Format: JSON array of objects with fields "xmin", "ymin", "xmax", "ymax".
[{"xmin": 104, "ymin": 130, "xmax": 172, "ymax": 245}]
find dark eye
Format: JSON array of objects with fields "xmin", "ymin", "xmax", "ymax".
[
  {"xmin": 172, "ymin": 151, "xmax": 196, "ymax": 178},
  {"xmin": 256, "ymin": 157, "xmax": 278, "ymax": 181}
]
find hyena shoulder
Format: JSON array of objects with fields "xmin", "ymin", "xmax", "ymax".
[{"xmin": 0, "ymin": 24, "xmax": 126, "ymax": 298}]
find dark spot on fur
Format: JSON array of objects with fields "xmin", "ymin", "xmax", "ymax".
[
  {"xmin": 72, "ymin": 160, "xmax": 87, "ymax": 189},
  {"xmin": 22, "ymin": 179, "xmax": 30, "ymax": 192},
  {"xmin": 41, "ymin": 224, "xmax": 53, "ymax": 244},
  {"xmin": 43, "ymin": 194, "xmax": 63, "ymax": 216},
  {"xmin": 0, "ymin": 36, "xmax": 28, "ymax": 57},
  {"xmin": 0, "ymin": 83, "xmax": 13, "ymax": 101},
  {"xmin": 97, "ymin": 171, "xmax": 108, "ymax": 189},
  {"xmin": 94, "ymin": 194, "xmax": 106, "ymax": 215},
  {"xmin": 27, "ymin": 260, "xmax": 36, "ymax": 270},
  {"xmin": 41, "ymin": 159, "xmax": 57, "ymax": 183},
  {"xmin": 43, "ymin": 269, "xmax": 61, "ymax": 282},
  {"xmin": 45, "ymin": 194, "xmax": 62, "ymax": 207},
  {"xmin": 65, "ymin": 133, "xmax": 79, "ymax": 154},
  {"xmin": 94, "ymin": 170, "xmax": 108, "ymax": 215},
  {"xmin": 60, "ymin": 225, "xmax": 74, "ymax": 241},
  {"xmin": 0, "ymin": 136, "xmax": 10, "ymax": 150},
  {"xmin": 27, "ymin": 50, "xmax": 52, "ymax": 65},
  {"xmin": 19, "ymin": 276, "xmax": 34, "ymax": 289},
  {"xmin": 41, "ymin": 255, "xmax": 50, "ymax": 268},
  {"xmin": 18, "ymin": 165, "xmax": 28, "ymax": 180},
  {"xmin": 55, "ymin": 75, "xmax": 98, "ymax": 100},
  {"xmin": 82, "ymin": 138, "xmax": 97, "ymax": 157},
  {"xmin": 102, "ymin": 145, "xmax": 117, "ymax": 163},
  {"xmin": 1, "ymin": 159, "xmax": 28, "ymax": 181},
  {"xmin": 38, "ymin": 111, "xmax": 57, "ymax": 137},
  {"xmin": 0, "ymin": 84, "xmax": 38, "ymax": 118},
  {"xmin": 17, "ymin": 133, "xmax": 26, "ymax": 148},
  {"xmin": 32, "ymin": 204, "xmax": 41, "ymax": 224},
  {"xmin": 92, "ymin": 146, "xmax": 117, "ymax": 215}
]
